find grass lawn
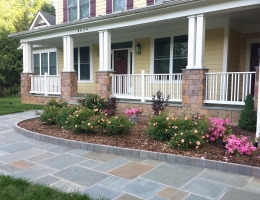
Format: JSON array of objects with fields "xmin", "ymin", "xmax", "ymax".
[
  {"xmin": 0, "ymin": 174, "xmax": 93, "ymax": 200},
  {"xmin": 0, "ymin": 96, "xmax": 44, "ymax": 116}
]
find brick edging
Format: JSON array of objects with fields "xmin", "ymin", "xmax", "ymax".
[{"xmin": 14, "ymin": 120, "xmax": 260, "ymax": 178}]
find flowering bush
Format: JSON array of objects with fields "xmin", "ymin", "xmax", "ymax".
[
  {"xmin": 207, "ymin": 117, "xmax": 230, "ymax": 142},
  {"xmin": 106, "ymin": 115, "xmax": 134, "ymax": 135},
  {"xmin": 39, "ymin": 105, "xmax": 60, "ymax": 125},
  {"xmin": 124, "ymin": 108, "xmax": 142, "ymax": 116},
  {"xmin": 57, "ymin": 105, "xmax": 77, "ymax": 128},
  {"xmin": 225, "ymin": 134, "xmax": 257, "ymax": 155},
  {"xmin": 168, "ymin": 114, "xmax": 208, "ymax": 150},
  {"xmin": 77, "ymin": 93, "xmax": 106, "ymax": 112}
]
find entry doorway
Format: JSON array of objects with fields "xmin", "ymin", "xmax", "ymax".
[
  {"xmin": 250, "ymin": 43, "xmax": 260, "ymax": 95},
  {"xmin": 114, "ymin": 50, "xmax": 128, "ymax": 74}
]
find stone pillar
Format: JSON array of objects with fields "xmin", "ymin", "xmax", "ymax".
[
  {"xmin": 182, "ymin": 69, "xmax": 208, "ymax": 113},
  {"xmin": 96, "ymin": 71, "xmax": 114, "ymax": 98},
  {"xmin": 61, "ymin": 72, "xmax": 78, "ymax": 101},
  {"xmin": 20, "ymin": 73, "xmax": 33, "ymax": 103},
  {"xmin": 255, "ymin": 67, "xmax": 259, "ymax": 109}
]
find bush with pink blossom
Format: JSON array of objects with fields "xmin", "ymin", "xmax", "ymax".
[
  {"xmin": 207, "ymin": 117, "xmax": 230, "ymax": 142},
  {"xmin": 225, "ymin": 134, "xmax": 257, "ymax": 155},
  {"xmin": 124, "ymin": 108, "xmax": 142, "ymax": 117}
]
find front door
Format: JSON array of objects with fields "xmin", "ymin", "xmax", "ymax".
[
  {"xmin": 114, "ymin": 50, "xmax": 128, "ymax": 94},
  {"xmin": 250, "ymin": 43, "xmax": 260, "ymax": 95}
]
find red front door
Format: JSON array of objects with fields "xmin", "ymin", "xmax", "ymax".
[
  {"xmin": 250, "ymin": 43, "xmax": 260, "ymax": 95},
  {"xmin": 114, "ymin": 50, "xmax": 128, "ymax": 74},
  {"xmin": 114, "ymin": 50, "xmax": 128, "ymax": 94}
]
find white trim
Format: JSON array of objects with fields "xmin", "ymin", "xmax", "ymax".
[
  {"xmin": 246, "ymin": 38, "xmax": 260, "ymax": 72},
  {"xmin": 222, "ymin": 20, "xmax": 229, "ymax": 72},
  {"xmin": 33, "ymin": 48, "xmax": 56, "ymax": 54},
  {"xmin": 29, "ymin": 11, "xmax": 51, "ymax": 30}
]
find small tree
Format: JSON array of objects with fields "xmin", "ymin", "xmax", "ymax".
[
  {"xmin": 151, "ymin": 90, "xmax": 170, "ymax": 115},
  {"xmin": 238, "ymin": 94, "xmax": 257, "ymax": 131}
]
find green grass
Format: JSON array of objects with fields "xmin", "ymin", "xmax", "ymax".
[
  {"xmin": 0, "ymin": 174, "xmax": 92, "ymax": 200},
  {"xmin": 0, "ymin": 96, "xmax": 44, "ymax": 116}
]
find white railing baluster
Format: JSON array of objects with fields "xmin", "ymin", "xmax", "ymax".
[{"xmin": 205, "ymin": 72, "xmax": 255, "ymax": 105}]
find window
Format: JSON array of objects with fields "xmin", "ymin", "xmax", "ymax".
[
  {"xmin": 153, "ymin": 35, "xmax": 188, "ymax": 74},
  {"xmin": 33, "ymin": 52, "xmax": 57, "ymax": 75},
  {"xmin": 113, "ymin": 0, "xmax": 125, "ymax": 12},
  {"xmin": 155, "ymin": 0, "xmax": 164, "ymax": 3},
  {"xmin": 74, "ymin": 46, "xmax": 91, "ymax": 81},
  {"xmin": 68, "ymin": 0, "xmax": 89, "ymax": 21}
]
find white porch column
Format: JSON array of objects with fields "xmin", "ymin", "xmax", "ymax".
[
  {"xmin": 187, "ymin": 16, "xmax": 196, "ymax": 69},
  {"xmin": 22, "ymin": 43, "xmax": 32, "ymax": 73},
  {"xmin": 103, "ymin": 30, "xmax": 112, "ymax": 71},
  {"xmin": 195, "ymin": 14, "xmax": 206, "ymax": 69},
  {"xmin": 98, "ymin": 31, "xmax": 104, "ymax": 71},
  {"xmin": 63, "ymin": 36, "xmax": 74, "ymax": 72}
]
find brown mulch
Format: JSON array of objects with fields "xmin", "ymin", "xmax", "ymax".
[{"xmin": 18, "ymin": 116, "xmax": 260, "ymax": 167}]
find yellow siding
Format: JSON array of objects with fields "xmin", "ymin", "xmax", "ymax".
[
  {"xmin": 56, "ymin": 0, "xmax": 63, "ymax": 24},
  {"xmin": 57, "ymin": 48, "xmax": 63, "ymax": 74},
  {"xmin": 96, "ymin": 0, "xmax": 106, "ymax": 16},
  {"xmin": 77, "ymin": 44, "xmax": 99, "ymax": 94},
  {"xmin": 134, "ymin": 0, "xmax": 146, "ymax": 8},
  {"xmin": 240, "ymin": 32, "xmax": 260, "ymax": 72},
  {"xmin": 204, "ymin": 28, "xmax": 224, "ymax": 72},
  {"xmin": 134, "ymin": 38, "xmax": 150, "ymax": 74},
  {"xmin": 228, "ymin": 28, "xmax": 241, "ymax": 72}
]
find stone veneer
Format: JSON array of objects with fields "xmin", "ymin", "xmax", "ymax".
[
  {"xmin": 21, "ymin": 73, "xmax": 34, "ymax": 104},
  {"xmin": 61, "ymin": 72, "xmax": 78, "ymax": 102},
  {"xmin": 96, "ymin": 71, "xmax": 114, "ymax": 98}
]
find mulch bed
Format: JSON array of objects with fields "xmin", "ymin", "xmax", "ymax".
[{"xmin": 18, "ymin": 116, "xmax": 260, "ymax": 167}]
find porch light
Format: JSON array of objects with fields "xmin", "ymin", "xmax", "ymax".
[{"xmin": 136, "ymin": 42, "xmax": 141, "ymax": 54}]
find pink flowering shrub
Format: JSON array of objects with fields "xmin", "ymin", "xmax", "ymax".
[
  {"xmin": 225, "ymin": 134, "xmax": 257, "ymax": 155},
  {"xmin": 207, "ymin": 117, "xmax": 230, "ymax": 141},
  {"xmin": 125, "ymin": 108, "xmax": 142, "ymax": 117}
]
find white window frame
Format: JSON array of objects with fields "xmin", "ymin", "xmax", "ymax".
[
  {"xmin": 150, "ymin": 31, "xmax": 188, "ymax": 74},
  {"xmin": 33, "ymin": 48, "xmax": 58, "ymax": 75},
  {"xmin": 155, "ymin": 0, "xmax": 164, "ymax": 3},
  {"xmin": 68, "ymin": 0, "xmax": 90, "ymax": 21},
  {"xmin": 112, "ymin": 0, "xmax": 126, "ymax": 12},
  {"xmin": 74, "ymin": 45, "xmax": 93, "ymax": 82}
]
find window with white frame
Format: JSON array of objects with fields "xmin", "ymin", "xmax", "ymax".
[
  {"xmin": 74, "ymin": 46, "xmax": 91, "ymax": 81},
  {"xmin": 68, "ymin": 0, "xmax": 89, "ymax": 21},
  {"xmin": 113, "ymin": 0, "xmax": 125, "ymax": 12},
  {"xmin": 154, "ymin": 35, "xmax": 188, "ymax": 74},
  {"xmin": 155, "ymin": 0, "xmax": 164, "ymax": 3},
  {"xmin": 33, "ymin": 52, "xmax": 57, "ymax": 75}
]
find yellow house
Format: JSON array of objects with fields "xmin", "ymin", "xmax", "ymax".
[{"xmin": 9, "ymin": 0, "xmax": 260, "ymax": 123}]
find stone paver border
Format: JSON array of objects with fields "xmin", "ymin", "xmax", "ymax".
[{"xmin": 14, "ymin": 119, "xmax": 260, "ymax": 179}]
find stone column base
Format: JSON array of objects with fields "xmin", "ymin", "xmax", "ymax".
[
  {"xmin": 61, "ymin": 72, "xmax": 78, "ymax": 101},
  {"xmin": 96, "ymin": 71, "xmax": 114, "ymax": 98},
  {"xmin": 21, "ymin": 73, "xmax": 34, "ymax": 104},
  {"xmin": 182, "ymin": 68, "xmax": 208, "ymax": 113}
]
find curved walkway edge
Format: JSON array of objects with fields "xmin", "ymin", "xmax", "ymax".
[{"xmin": 14, "ymin": 119, "xmax": 260, "ymax": 179}]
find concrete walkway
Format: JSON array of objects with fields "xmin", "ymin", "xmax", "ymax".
[{"xmin": 1, "ymin": 111, "xmax": 260, "ymax": 200}]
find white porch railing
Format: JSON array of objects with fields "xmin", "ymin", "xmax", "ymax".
[
  {"xmin": 205, "ymin": 72, "xmax": 256, "ymax": 105},
  {"xmin": 111, "ymin": 71, "xmax": 182, "ymax": 102},
  {"xmin": 30, "ymin": 73, "xmax": 61, "ymax": 95}
]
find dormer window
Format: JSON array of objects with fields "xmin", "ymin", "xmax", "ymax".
[{"xmin": 68, "ymin": 0, "xmax": 89, "ymax": 21}]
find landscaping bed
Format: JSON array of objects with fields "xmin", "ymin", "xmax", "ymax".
[{"xmin": 18, "ymin": 116, "xmax": 260, "ymax": 167}]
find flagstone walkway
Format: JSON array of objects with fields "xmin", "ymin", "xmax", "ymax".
[{"xmin": 0, "ymin": 111, "xmax": 260, "ymax": 200}]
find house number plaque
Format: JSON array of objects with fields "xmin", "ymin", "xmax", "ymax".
[{"xmin": 77, "ymin": 28, "xmax": 88, "ymax": 33}]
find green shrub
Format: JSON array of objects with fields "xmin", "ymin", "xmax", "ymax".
[
  {"xmin": 106, "ymin": 115, "xmax": 134, "ymax": 135},
  {"xmin": 77, "ymin": 93, "xmax": 106, "ymax": 112},
  {"xmin": 238, "ymin": 94, "xmax": 257, "ymax": 131},
  {"xmin": 146, "ymin": 112, "xmax": 174, "ymax": 141},
  {"xmin": 168, "ymin": 114, "xmax": 208, "ymax": 150},
  {"xmin": 64, "ymin": 107, "xmax": 95, "ymax": 133},
  {"xmin": 39, "ymin": 105, "xmax": 60, "ymax": 125},
  {"xmin": 56, "ymin": 105, "xmax": 77, "ymax": 128},
  {"xmin": 82, "ymin": 113, "xmax": 107, "ymax": 133},
  {"xmin": 46, "ymin": 99, "xmax": 67, "ymax": 108}
]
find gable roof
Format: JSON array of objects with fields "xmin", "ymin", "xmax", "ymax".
[{"xmin": 29, "ymin": 10, "xmax": 56, "ymax": 30}]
